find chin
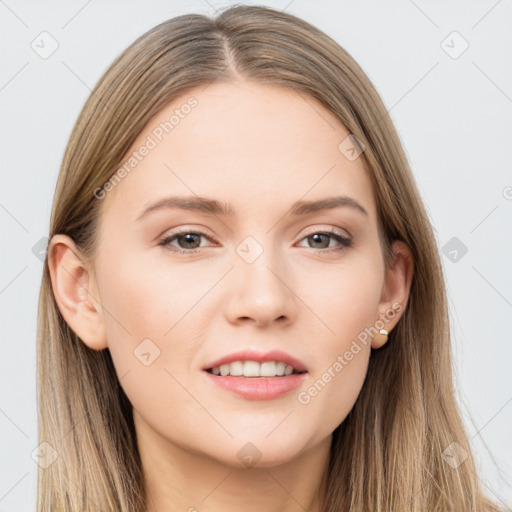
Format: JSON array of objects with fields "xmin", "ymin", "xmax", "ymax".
[{"xmin": 206, "ymin": 433, "xmax": 314, "ymax": 469}]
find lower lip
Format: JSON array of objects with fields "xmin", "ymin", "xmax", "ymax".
[{"xmin": 204, "ymin": 371, "xmax": 308, "ymax": 400}]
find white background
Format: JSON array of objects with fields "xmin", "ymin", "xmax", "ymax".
[{"xmin": 0, "ymin": 0, "xmax": 511, "ymax": 509}]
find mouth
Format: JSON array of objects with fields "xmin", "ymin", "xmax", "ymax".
[{"xmin": 202, "ymin": 351, "xmax": 308, "ymax": 400}]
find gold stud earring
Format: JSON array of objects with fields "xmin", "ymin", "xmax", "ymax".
[{"xmin": 372, "ymin": 328, "xmax": 389, "ymax": 349}]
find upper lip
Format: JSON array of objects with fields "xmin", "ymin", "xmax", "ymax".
[{"xmin": 203, "ymin": 349, "xmax": 308, "ymax": 373}]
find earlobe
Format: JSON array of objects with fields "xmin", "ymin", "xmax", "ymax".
[
  {"xmin": 371, "ymin": 240, "xmax": 414, "ymax": 349},
  {"xmin": 371, "ymin": 328, "xmax": 390, "ymax": 349},
  {"xmin": 47, "ymin": 234, "xmax": 108, "ymax": 351}
]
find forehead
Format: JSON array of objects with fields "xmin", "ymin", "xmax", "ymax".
[{"xmin": 101, "ymin": 80, "xmax": 376, "ymax": 224}]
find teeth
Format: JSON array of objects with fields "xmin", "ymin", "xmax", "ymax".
[
  {"xmin": 210, "ymin": 360, "xmax": 298, "ymax": 377},
  {"xmin": 260, "ymin": 361, "xmax": 276, "ymax": 377},
  {"xmin": 244, "ymin": 361, "xmax": 260, "ymax": 377},
  {"xmin": 230, "ymin": 361, "xmax": 243, "ymax": 376}
]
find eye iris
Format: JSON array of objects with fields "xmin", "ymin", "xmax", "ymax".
[
  {"xmin": 178, "ymin": 233, "xmax": 201, "ymax": 249},
  {"xmin": 309, "ymin": 233, "xmax": 329, "ymax": 249}
]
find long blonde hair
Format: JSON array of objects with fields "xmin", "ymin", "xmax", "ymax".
[{"xmin": 37, "ymin": 5, "xmax": 499, "ymax": 511}]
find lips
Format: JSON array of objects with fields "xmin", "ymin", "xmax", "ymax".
[
  {"xmin": 202, "ymin": 349, "xmax": 308, "ymax": 400},
  {"xmin": 204, "ymin": 371, "xmax": 307, "ymax": 400}
]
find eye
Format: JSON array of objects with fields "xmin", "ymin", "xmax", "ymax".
[
  {"xmin": 296, "ymin": 229, "xmax": 352, "ymax": 253},
  {"xmin": 159, "ymin": 230, "xmax": 214, "ymax": 254},
  {"xmin": 158, "ymin": 228, "xmax": 352, "ymax": 255}
]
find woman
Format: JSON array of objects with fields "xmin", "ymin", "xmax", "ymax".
[{"xmin": 37, "ymin": 5, "xmax": 500, "ymax": 511}]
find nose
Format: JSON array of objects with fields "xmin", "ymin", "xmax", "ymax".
[{"xmin": 223, "ymin": 248, "xmax": 296, "ymax": 327}]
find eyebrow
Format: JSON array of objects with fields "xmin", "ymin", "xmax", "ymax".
[{"xmin": 135, "ymin": 194, "xmax": 368, "ymax": 221}]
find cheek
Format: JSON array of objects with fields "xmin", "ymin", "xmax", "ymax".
[
  {"xmin": 297, "ymin": 257, "xmax": 382, "ymax": 432},
  {"xmin": 95, "ymin": 256, "xmax": 205, "ymax": 444},
  {"xmin": 297, "ymin": 347, "xmax": 370, "ymax": 439},
  {"xmin": 302, "ymin": 253, "xmax": 383, "ymax": 348},
  {"xmin": 296, "ymin": 306, "xmax": 373, "ymax": 439},
  {"xmin": 97, "ymin": 245, "xmax": 204, "ymax": 345},
  {"xmin": 94, "ymin": 245, "xmax": 209, "ymax": 398}
]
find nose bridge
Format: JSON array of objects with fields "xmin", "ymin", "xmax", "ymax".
[{"xmin": 225, "ymin": 234, "xmax": 294, "ymax": 325}]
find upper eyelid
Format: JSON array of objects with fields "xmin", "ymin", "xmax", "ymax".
[{"xmin": 301, "ymin": 226, "xmax": 351, "ymax": 238}]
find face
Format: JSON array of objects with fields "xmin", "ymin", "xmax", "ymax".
[{"xmin": 81, "ymin": 81, "xmax": 398, "ymax": 467}]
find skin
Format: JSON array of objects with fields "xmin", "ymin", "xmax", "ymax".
[{"xmin": 48, "ymin": 80, "xmax": 413, "ymax": 512}]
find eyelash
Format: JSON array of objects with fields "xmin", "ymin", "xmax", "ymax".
[{"xmin": 158, "ymin": 228, "xmax": 352, "ymax": 255}]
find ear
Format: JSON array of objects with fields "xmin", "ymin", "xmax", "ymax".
[
  {"xmin": 372, "ymin": 240, "xmax": 414, "ymax": 349},
  {"xmin": 47, "ymin": 234, "xmax": 108, "ymax": 350}
]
